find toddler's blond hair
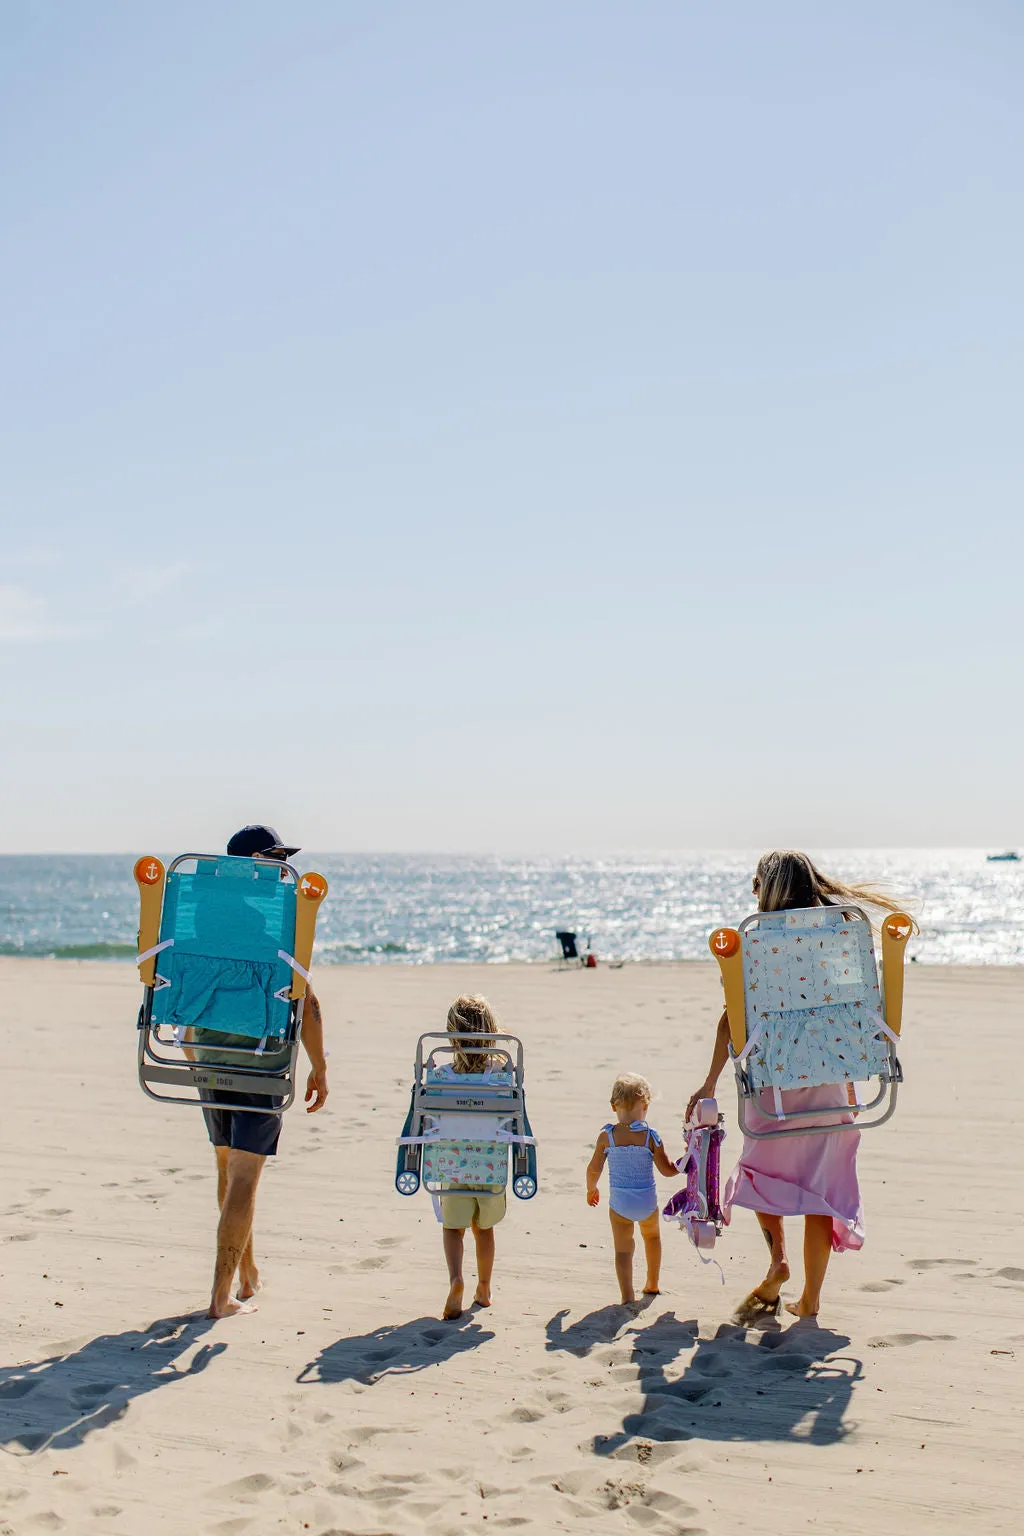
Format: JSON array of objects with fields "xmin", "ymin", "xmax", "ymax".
[
  {"xmin": 446, "ymin": 994, "xmax": 498, "ymax": 1074},
  {"xmin": 610, "ymin": 1072, "xmax": 653, "ymax": 1110}
]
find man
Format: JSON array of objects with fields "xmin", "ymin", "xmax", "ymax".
[{"xmin": 199, "ymin": 825, "xmax": 329, "ymax": 1318}]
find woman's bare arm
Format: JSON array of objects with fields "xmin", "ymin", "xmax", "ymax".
[{"xmin": 685, "ymin": 1008, "xmax": 731, "ymax": 1121}]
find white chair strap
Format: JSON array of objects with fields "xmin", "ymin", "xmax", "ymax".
[
  {"xmin": 137, "ymin": 938, "xmax": 174, "ymax": 967},
  {"xmin": 278, "ymin": 950, "xmax": 311, "ymax": 982}
]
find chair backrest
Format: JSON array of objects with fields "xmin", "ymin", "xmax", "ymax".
[
  {"xmin": 556, "ymin": 930, "xmax": 579, "ymax": 959},
  {"xmin": 738, "ymin": 906, "xmax": 888, "ymax": 1092},
  {"xmin": 151, "ymin": 856, "xmax": 297, "ymax": 1043}
]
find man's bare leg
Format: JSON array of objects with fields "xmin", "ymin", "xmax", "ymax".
[
  {"xmin": 214, "ymin": 1147, "xmax": 260, "ymax": 1300},
  {"xmin": 443, "ymin": 1228, "xmax": 466, "ymax": 1319},
  {"xmin": 209, "ymin": 1149, "xmax": 266, "ymax": 1318},
  {"xmin": 472, "ymin": 1221, "xmax": 494, "ymax": 1307}
]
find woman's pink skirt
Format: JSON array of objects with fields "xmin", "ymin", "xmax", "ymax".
[{"xmin": 722, "ymin": 1084, "xmax": 864, "ymax": 1253}]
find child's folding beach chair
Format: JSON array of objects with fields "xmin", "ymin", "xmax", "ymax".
[
  {"xmin": 394, "ymin": 1032, "xmax": 538, "ymax": 1202},
  {"xmin": 663, "ymin": 1097, "xmax": 725, "ymax": 1252},
  {"xmin": 133, "ymin": 853, "xmax": 328, "ymax": 1113},
  {"xmin": 708, "ymin": 906, "xmax": 913, "ymax": 1139}
]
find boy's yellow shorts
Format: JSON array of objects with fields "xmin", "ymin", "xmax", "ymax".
[{"xmin": 439, "ymin": 1189, "xmax": 507, "ymax": 1231}]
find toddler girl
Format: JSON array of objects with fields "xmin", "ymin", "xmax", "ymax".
[
  {"xmin": 586, "ymin": 1073, "xmax": 680, "ymax": 1304},
  {"xmin": 440, "ymin": 994, "xmax": 506, "ymax": 1321}
]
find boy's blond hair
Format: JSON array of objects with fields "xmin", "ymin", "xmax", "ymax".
[
  {"xmin": 446, "ymin": 994, "xmax": 498, "ymax": 1074},
  {"xmin": 610, "ymin": 1072, "xmax": 653, "ymax": 1110}
]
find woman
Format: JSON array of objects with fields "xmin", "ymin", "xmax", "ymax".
[{"xmin": 688, "ymin": 849, "xmax": 911, "ymax": 1319}]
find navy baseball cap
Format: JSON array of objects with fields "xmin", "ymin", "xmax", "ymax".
[{"xmin": 226, "ymin": 824, "xmax": 300, "ymax": 859}]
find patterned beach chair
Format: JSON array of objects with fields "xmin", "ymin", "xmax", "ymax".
[
  {"xmin": 134, "ymin": 853, "xmax": 328, "ymax": 1113},
  {"xmin": 395, "ymin": 1032, "xmax": 538, "ymax": 1204},
  {"xmin": 708, "ymin": 905, "xmax": 913, "ymax": 1140}
]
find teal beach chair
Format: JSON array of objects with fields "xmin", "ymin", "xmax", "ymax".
[{"xmin": 134, "ymin": 853, "xmax": 328, "ymax": 1113}]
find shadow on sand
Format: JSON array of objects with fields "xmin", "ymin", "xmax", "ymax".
[
  {"xmin": 588, "ymin": 1309, "xmax": 862, "ymax": 1454},
  {"xmin": 545, "ymin": 1300, "xmax": 657, "ymax": 1357},
  {"xmin": 297, "ymin": 1314, "xmax": 495, "ymax": 1386},
  {"xmin": 0, "ymin": 1314, "xmax": 224, "ymax": 1455}
]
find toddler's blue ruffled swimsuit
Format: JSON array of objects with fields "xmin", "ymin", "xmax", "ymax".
[{"xmin": 603, "ymin": 1121, "xmax": 662, "ymax": 1221}]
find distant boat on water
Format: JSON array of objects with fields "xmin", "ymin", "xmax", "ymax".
[{"xmin": 986, "ymin": 851, "xmax": 1021, "ymax": 862}]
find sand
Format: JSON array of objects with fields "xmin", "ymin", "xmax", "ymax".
[{"xmin": 0, "ymin": 956, "xmax": 1022, "ymax": 1535}]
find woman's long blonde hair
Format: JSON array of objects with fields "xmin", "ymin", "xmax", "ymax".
[
  {"xmin": 754, "ymin": 849, "xmax": 912, "ymax": 923},
  {"xmin": 446, "ymin": 994, "xmax": 498, "ymax": 1074}
]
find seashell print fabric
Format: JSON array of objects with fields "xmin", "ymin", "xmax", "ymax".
[{"xmin": 740, "ymin": 907, "xmax": 889, "ymax": 1091}]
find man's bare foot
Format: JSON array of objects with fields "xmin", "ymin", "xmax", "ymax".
[
  {"xmin": 208, "ymin": 1295, "xmax": 258, "ymax": 1319},
  {"xmin": 443, "ymin": 1280, "xmax": 464, "ymax": 1320},
  {"xmin": 237, "ymin": 1270, "xmax": 263, "ymax": 1301},
  {"xmin": 785, "ymin": 1297, "xmax": 819, "ymax": 1318},
  {"xmin": 473, "ymin": 1285, "xmax": 491, "ymax": 1308}
]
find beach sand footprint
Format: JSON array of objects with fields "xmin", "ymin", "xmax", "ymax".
[{"xmin": 868, "ymin": 1332, "xmax": 955, "ymax": 1348}]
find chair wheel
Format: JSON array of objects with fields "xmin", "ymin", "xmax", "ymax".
[
  {"xmin": 513, "ymin": 1175, "xmax": 537, "ymax": 1200},
  {"xmin": 395, "ymin": 1170, "xmax": 420, "ymax": 1196}
]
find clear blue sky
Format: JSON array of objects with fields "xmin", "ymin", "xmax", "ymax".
[{"xmin": 1, "ymin": 1, "xmax": 1021, "ymax": 853}]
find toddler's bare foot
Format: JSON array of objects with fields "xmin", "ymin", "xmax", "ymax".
[
  {"xmin": 443, "ymin": 1280, "xmax": 464, "ymax": 1320},
  {"xmin": 473, "ymin": 1285, "xmax": 491, "ymax": 1308},
  {"xmin": 785, "ymin": 1296, "xmax": 819, "ymax": 1319}
]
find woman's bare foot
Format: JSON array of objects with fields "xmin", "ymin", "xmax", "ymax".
[
  {"xmin": 208, "ymin": 1295, "xmax": 258, "ymax": 1319},
  {"xmin": 785, "ymin": 1296, "xmax": 819, "ymax": 1319},
  {"xmin": 443, "ymin": 1280, "xmax": 464, "ymax": 1320},
  {"xmin": 473, "ymin": 1285, "xmax": 491, "ymax": 1308},
  {"xmin": 754, "ymin": 1259, "xmax": 790, "ymax": 1305}
]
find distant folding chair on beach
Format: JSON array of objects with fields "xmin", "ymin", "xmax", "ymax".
[
  {"xmin": 708, "ymin": 905, "xmax": 913, "ymax": 1139},
  {"xmin": 556, "ymin": 930, "xmax": 584, "ymax": 966},
  {"xmin": 133, "ymin": 853, "xmax": 328, "ymax": 1113},
  {"xmin": 394, "ymin": 1032, "xmax": 538, "ymax": 1204}
]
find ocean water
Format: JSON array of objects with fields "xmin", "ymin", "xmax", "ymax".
[{"xmin": 0, "ymin": 850, "xmax": 1021, "ymax": 965}]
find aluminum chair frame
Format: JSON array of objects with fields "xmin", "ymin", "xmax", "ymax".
[
  {"xmin": 134, "ymin": 852, "xmax": 326, "ymax": 1116},
  {"xmin": 710, "ymin": 905, "xmax": 913, "ymax": 1142},
  {"xmin": 395, "ymin": 1031, "xmax": 538, "ymax": 1199}
]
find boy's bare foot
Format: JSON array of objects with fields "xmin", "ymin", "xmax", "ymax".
[
  {"xmin": 619, "ymin": 1292, "xmax": 636, "ymax": 1305},
  {"xmin": 785, "ymin": 1297, "xmax": 819, "ymax": 1319},
  {"xmin": 208, "ymin": 1295, "xmax": 258, "ymax": 1319},
  {"xmin": 443, "ymin": 1280, "xmax": 465, "ymax": 1320},
  {"xmin": 473, "ymin": 1285, "xmax": 491, "ymax": 1308},
  {"xmin": 642, "ymin": 1287, "xmax": 662, "ymax": 1296}
]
